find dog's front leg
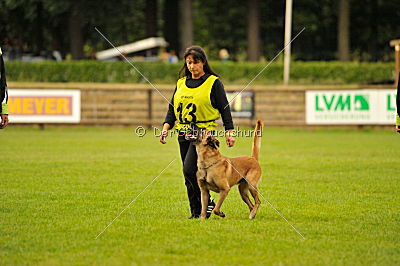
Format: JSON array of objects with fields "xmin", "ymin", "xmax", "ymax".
[
  {"xmin": 197, "ymin": 170, "xmax": 210, "ymax": 219},
  {"xmin": 199, "ymin": 185, "xmax": 209, "ymax": 219}
]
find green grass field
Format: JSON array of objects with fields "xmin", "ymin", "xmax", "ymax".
[{"xmin": 1, "ymin": 126, "xmax": 399, "ymax": 265}]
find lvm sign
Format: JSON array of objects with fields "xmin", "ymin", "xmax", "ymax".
[{"xmin": 306, "ymin": 89, "xmax": 396, "ymax": 125}]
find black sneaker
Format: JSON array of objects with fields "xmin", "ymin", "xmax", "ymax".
[{"xmin": 206, "ymin": 200, "xmax": 216, "ymax": 219}]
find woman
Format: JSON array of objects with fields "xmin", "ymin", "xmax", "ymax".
[
  {"xmin": 0, "ymin": 47, "xmax": 9, "ymax": 129},
  {"xmin": 396, "ymin": 73, "xmax": 399, "ymax": 133},
  {"xmin": 160, "ymin": 46, "xmax": 235, "ymax": 218}
]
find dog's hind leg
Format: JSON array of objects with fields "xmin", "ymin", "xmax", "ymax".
[
  {"xmin": 213, "ymin": 188, "xmax": 230, "ymax": 218},
  {"xmin": 248, "ymin": 184, "xmax": 261, "ymax": 220},
  {"xmin": 238, "ymin": 182, "xmax": 254, "ymax": 211}
]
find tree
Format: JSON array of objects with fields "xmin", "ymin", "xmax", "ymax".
[
  {"xmin": 1, "ymin": 0, "xmax": 399, "ymax": 62},
  {"xmin": 145, "ymin": 0, "xmax": 158, "ymax": 56},
  {"xmin": 367, "ymin": 0, "xmax": 378, "ymax": 61},
  {"xmin": 192, "ymin": 0, "xmax": 246, "ymax": 60},
  {"xmin": 247, "ymin": 0, "xmax": 261, "ymax": 61},
  {"xmin": 180, "ymin": 0, "xmax": 193, "ymax": 55},
  {"xmin": 146, "ymin": 0, "xmax": 158, "ymax": 37},
  {"xmin": 292, "ymin": 0, "xmax": 337, "ymax": 60},
  {"xmin": 68, "ymin": 10, "xmax": 84, "ymax": 59},
  {"xmin": 338, "ymin": 0, "xmax": 350, "ymax": 61},
  {"xmin": 163, "ymin": 0, "xmax": 180, "ymax": 54}
]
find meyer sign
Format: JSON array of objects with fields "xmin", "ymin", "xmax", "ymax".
[
  {"xmin": 306, "ymin": 89, "xmax": 396, "ymax": 125},
  {"xmin": 8, "ymin": 89, "xmax": 81, "ymax": 123}
]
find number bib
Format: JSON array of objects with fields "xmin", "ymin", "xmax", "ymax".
[{"xmin": 174, "ymin": 75, "xmax": 220, "ymax": 131}]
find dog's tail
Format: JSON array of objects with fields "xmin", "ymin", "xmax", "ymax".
[{"xmin": 251, "ymin": 120, "xmax": 263, "ymax": 161}]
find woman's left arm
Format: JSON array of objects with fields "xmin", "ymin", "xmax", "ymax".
[{"xmin": 211, "ymin": 80, "xmax": 235, "ymax": 147}]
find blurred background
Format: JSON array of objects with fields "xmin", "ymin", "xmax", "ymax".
[
  {"xmin": 1, "ymin": 0, "xmax": 399, "ymax": 127},
  {"xmin": 1, "ymin": 0, "xmax": 399, "ymax": 62}
]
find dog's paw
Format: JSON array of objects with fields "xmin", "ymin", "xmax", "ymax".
[
  {"xmin": 249, "ymin": 213, "xmax": 256, "ymax": 219},
  {"xmin": 214, "ymin": 210, "xmax": 226, "ymax": 218}
]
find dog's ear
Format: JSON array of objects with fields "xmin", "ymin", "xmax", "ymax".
[{"xmin": 206, "ymin": 136, "xmax": 219, "ymax": 149}]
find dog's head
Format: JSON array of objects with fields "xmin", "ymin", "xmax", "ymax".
[
  {"xmin": 203, "ymin": 133, "xmax": 220, "ymax": 149},
  {"xmin": 197, "ymin": 130, "xmax": 220, "ymax": 150},
  {"xmin": 185, "ymin": 123, "xmax": 219, "ymax": 149}
]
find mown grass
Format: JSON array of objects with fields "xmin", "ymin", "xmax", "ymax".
[{"xmin": 1, "ymin": 126, "xmax": 399, "ymax": 265}]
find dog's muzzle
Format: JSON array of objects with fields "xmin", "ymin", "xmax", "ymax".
[{"xmin": 185, "ymin": 122, "xmax": 202, "ymax": 142}]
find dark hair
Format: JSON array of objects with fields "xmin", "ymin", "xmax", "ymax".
[{"xmin": 178, "ymin": 46, "xmax": 219, "ymax": 78}]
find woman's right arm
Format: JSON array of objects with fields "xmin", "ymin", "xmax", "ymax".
[{"xmin": 396, "ymin": 73, "xmax": 399, "ymax": 133}]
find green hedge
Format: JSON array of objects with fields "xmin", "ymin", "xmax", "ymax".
[{"xmin": 6, "ymin": 60, "xmax": 395, "ymax": 85}]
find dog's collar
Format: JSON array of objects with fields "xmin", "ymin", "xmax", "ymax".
[{"xmin": 198, "ymin": 160, "xmax": 219, "ymax": 170}]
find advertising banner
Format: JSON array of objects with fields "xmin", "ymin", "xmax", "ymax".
[
  {"xmin": 306, "ymin": 89, "xmax": 396, "ymax": 125},
  {"xmin": 377, "ymin": 89, "xmax": 397, "ymax": 124},
  {"xmin": 226, "ymin": 91, "xmax": 254, "ymax": 118},
  {"xmin": 8, "ymin": 89, "xmax": 81, "ymax": 123}
]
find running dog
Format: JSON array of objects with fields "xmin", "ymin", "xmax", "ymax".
[{"xmin": 188, "ymin": 120, "xmax": 263, "ymax": 219}]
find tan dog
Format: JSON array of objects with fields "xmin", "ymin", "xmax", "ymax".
[{"xmin": 191, "ymin": 120, "xmax": 263, "ymax": 219}]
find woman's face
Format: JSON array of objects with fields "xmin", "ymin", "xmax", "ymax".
[{"xmin": 186, "ymin": 55, "xmax": 205, "ymax": 77}]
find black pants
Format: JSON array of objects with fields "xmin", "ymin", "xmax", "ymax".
[{"xmin": 178, "ymin": 137, "xmax": 211, "ymax": 216}]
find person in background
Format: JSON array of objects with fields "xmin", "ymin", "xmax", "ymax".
[
  {"xmin": 168, "ymin": 50, "xmax": 179, "ymax": 64},
  {"xmin": 219, "ymin": 48, "xmax": 230, "ymax": 61},
  {"xmin": 0, "ymin": 47, "xmax": 9, "ymax": 129},
  {"xmin": 396, "ymin": 72, "xmax": 399, "ymax": 133}
]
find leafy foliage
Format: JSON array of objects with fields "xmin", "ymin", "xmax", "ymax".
[
  {"xmin": 6, "ymin": 60, "xmax": 394, "ymax": 84},
  {"xmin": 0, "ymin": 0, "xmax": 398, "ymax": 61}
]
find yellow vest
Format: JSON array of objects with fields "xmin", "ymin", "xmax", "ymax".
[{"xmin": 174, "ymin": 75, "xmax": 220, "ymax": 131}]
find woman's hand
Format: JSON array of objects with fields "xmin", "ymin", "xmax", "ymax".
[
  {"xmin": 160, "ymin": 130, "xmax": 168, "ymax": 144},
  {"xmin": 160, "ymin": 123, "xmax": 171, "ymax": 144},
  {"xmin": 225, "ymin": 130, "xmax": 235, "ymax": 147},
  {"xmin": 0, "ymin": 114, "xmax": 8, "ymax": 129},
  {"xmin": 396, "ymin": 115, "xmax": 400, "ymax": 133}
]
